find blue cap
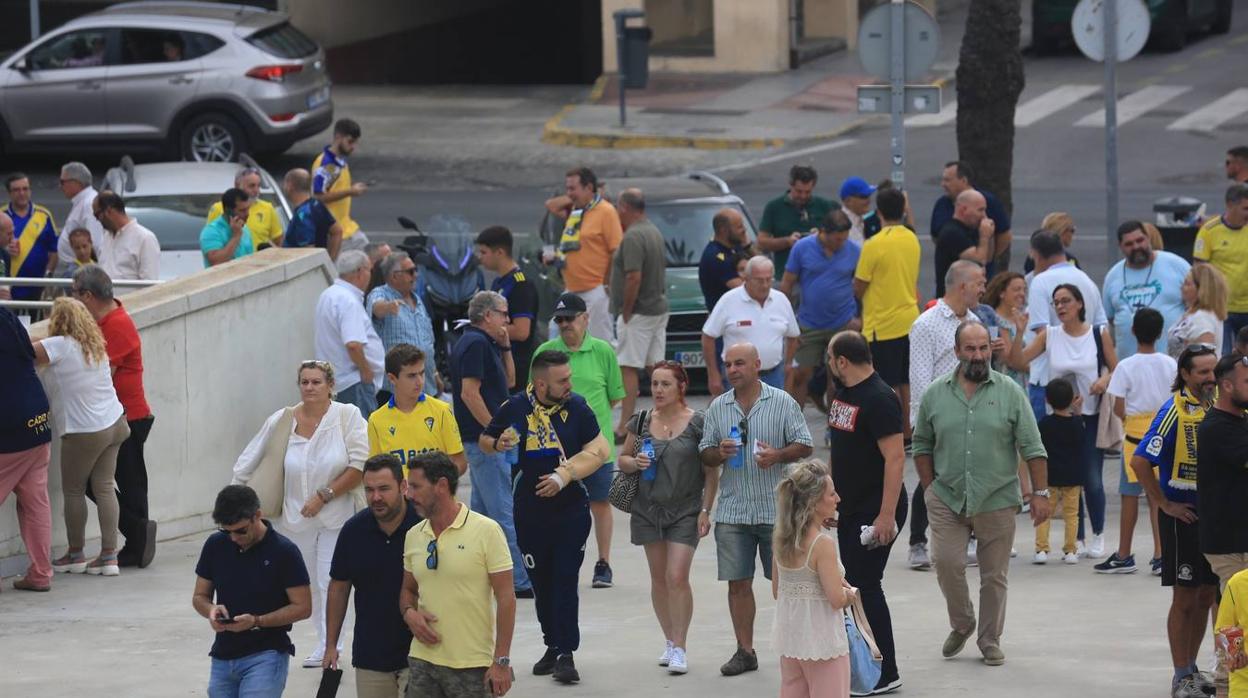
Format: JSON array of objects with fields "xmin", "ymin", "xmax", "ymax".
[{"xmin": 840, "ymin": 176, "xmax": 876, "ymax": 200}]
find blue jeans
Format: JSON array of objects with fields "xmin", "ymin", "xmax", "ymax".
[
  {"xmin": 1225, "ymin": 313, "xmax": 1248, "ymax": 355},
  {"xmin": 1076, "ymin": 413, "xmax": 1106, "ymax": 540},
  {"xmin": 1028, "ymin": 383, "xmax": 1047, "ymax": 424},
  {"xmin": 464, "ymin": 442, "xmax": 531, "ymax": 590},
  {"xmin": 760, "ymin": 363, "xmax": 785, "ymax": 389},
  {"xmin": 335, "ymin": 381, "xmax": 377, "ymax": 420},
  {"xmin": 208, "ymin": 650, "xmax": 289, "ymax": 698}
]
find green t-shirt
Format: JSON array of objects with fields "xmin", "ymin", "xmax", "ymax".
[
  {"xmin": 532, "ymin": 335, "xmax": 626, "ymax": 461},
  {"xmin": 759, "ymin": 193, "xmax": 837, "ymax": 280}
]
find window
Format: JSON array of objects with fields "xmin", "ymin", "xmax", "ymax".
[
  {"xmin": 27, "ymin": 29, "xmax": 109, "ymax": 70},
  {"xmin": 246, "ymin": 22, "xmax": 317, "ymax": 59}
]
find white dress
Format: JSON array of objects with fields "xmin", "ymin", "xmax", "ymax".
[{"xmin": 772, "ymin": 531, "xmax": 850, "ymax": 661}]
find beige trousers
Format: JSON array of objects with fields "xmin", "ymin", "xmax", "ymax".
[
  {"xmin": 356, "ymin": 667, "xmax": 409, "ymax": 698},
  {"xmin": 60, "ymin": 415, "xmax": 130, "ymax": 550}
]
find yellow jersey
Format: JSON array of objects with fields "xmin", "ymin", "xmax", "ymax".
[
  {"xmin": 368, "ymin": 394, "xmax": 463, "ymax": 476},
  {"xmin": 312, "ymin": 147, "xmax": 359, "ymax": 239},
  {"xmin": 1194, "ymin": 215, "xmax": 1248, "ymax": 312},
  {"xmin": 854, "ymin": 224, "xmax": 921, "ymax": 342},
  {"xmin": 206, "ymin": 198, "xmax": 283, "ymax": 249},
  {"xmin": 1216, "ymin": 568, "xmax": 1248, "ymax": 696}
]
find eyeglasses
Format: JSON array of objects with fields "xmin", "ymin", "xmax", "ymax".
[
  {"xmin": 219, "ymin": 521, "xmax": 252, "ymax": 537},
  {"xmin": 68, "ymin": 287, "xmax": 84, "ymax": 297},
  {"xmin": 426, "ymin": 539, "xmax": 438, "ymax": 570},
  {"xmin": 1053, "ymin": 298, "xmax": 1076, "ymax": 307},
  {"xmin": 396, "ymin": 268, "xmax": 417, "ymax": 276}
]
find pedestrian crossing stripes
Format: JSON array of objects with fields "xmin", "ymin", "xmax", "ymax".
[{"xmin": 905, "ymin": 84, "xmax": 1248, "ymax": 133}]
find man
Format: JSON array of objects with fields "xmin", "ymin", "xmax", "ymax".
[
  {"xmin": 933, "ymin": 190, "xmax": 994, "ymax": 298},
  {"xmin": 0, "ymin": 212, "xmax": 13, "ymax": 302},
  {"xmin": 313, "ymin": 118, "xmax": 368, "ymax": 251},
  {"xmin": 5, "ymin": 172, "xmax": 58, "ymax": 301},
  {"xmin": 826, "ymin": 331, "xmax": 907, "ymax": 694},
  {"xmin": 854, "ymin": 187, "xmax": 921, "ymax": 437},
  {"xmin": 546, "ymin": 167, "xmax": 622, "ymax": 342},
  {"xmin": 1025, "ymin": 228, "xmax": 1109, "ymax": 420},
  {"xmin": 480, "ymin": 351, "xmax": 610, "ymax": 684},
  {"xmin": 368, "ymin": 344, "xmax": 466, "ymax": 476},
  {"xmin": 315, "ymin": 250, "xmax": 385, "ymax": 418},
  {"xmin": 400, "ymin": 451, "xmax": 517, "ymax": 697},
  {"xmin": 365, "ymin": 241, "xmax": 394, "ymax": 293},
  {"xmin": 779, "ymin": 209, "xmax": 861, "ymax": 409},
  {"xmin": 757, "ymin": 165, "xmax": 836, "ymax": 280},
  {"xmin": 611, "ymin": 188, "xmax": 668, "ymax": 437},
  {"xmin": 56, "ymin": 161, "xmax": 104, "ymax": 271},
  {"xmin": 913, "ymin": 321, "xmax": 1049, "ymax": 667},
  {"xmin": 94, "ymin": 191, "xmax": 160, "ymax": 282},
  {"xmin": 282, "ymin": 168, "xmax": 342, "ymax": 260},
  {"xmin": 476, "ymin": 225, "xmax": 538, "ymax": 390},
  {"xmin": 1102, "ymin": 220, "xmax": 1190, "ymax": 359},
  {"xmin": 325, "ymin": 454, "xmax": 421, "ymax": 698},
  {"xmin": 929, "ymin": 161, "xmax": 1012, "ymax": 272},
  {"xmin": 71, "ymin": 265, "xmax": 158, "ymax": 568},
  {"xmin": 1193, "ymin": 183, "xmax": 1248, "ymax": 354},
  {"xmin": 367, "ymin": 251, "xmax": 438, "ymax": 403},
  {"xmin": 839, "ymin": 176, "xmax": 881, "ymax": 243},
  {"xmin": 907, "ymin": 261, "xmax": 987, "ymax": 569},
  {"xmin": 1130, "ymin": 344, "xmax": 1220, "ymax": 698},
  {"xmin": 201, "ymin": 188, "xmax": 255, "ymax": 267},
  {"xmin": 533, "ymin": 293, "xmax": 625, "ymax": 588},
  {"xmin": 193, "ymin": 485, "xmax": 312, "ymax": 697},
  {"xmin": 450, "ymin": 291, "xmax": 528, "ymax": 595},
  {"xmin": 206, "ymin": 166, "xmax": 284, "ymax": 249},
  {"xmin": 698, "ymin": 207, "xmax": 749, "ymax": 312},
  {"xmin": 702, "ymin": 256, "xmax": 800, "ymax": 395},
  {"xmin": 1226, "ymin": 146, "xmax": 1248, "ymax": 184},
  {"xmin": 699, "ymin": 342, "xmax": 813, "ymax": 676}
]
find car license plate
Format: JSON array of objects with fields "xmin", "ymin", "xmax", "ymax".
[
  {"xmin": 674, "ymin": 351, "xmax": 705, "ymax": 368},
  {"xmin": 307, "ymin": 87, "xmax": 330, "ymax": 110}
]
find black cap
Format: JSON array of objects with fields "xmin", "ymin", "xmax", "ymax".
[{"xmin": 552, "ymin": 292, "xmax": 587, "ymax": 317}]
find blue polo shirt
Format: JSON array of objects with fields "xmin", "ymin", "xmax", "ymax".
[
  {"xmin": 785, "ymin": 235, "xmax": 860, "ymax": 330},
  {"xmin": 929, "ymin": 189, "xmax": 1011, "ymax": 241},
  {"xmin": 329, "ymin": 502, "xmax": 421, "ymax": 672},
  {"xmin": 483, "ymin": 393, "xmax": 600, "ymax": 515},
  {"xmin": 194, "ymin": 522, "xmax": 309, "ymax": 660},
  {"xmin": 450, "ymin": 326, "xmax": 510, "ymax": 442},
  {"xmin": 200, "ymin": 215, "xmax": 256, "ymax": 267},
  {"xmin": 698, "ymin": 240, "xmax": 743, "ymax": 310}
]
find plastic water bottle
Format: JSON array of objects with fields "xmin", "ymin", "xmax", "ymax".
[
  {"xmin": 728, "ymin": 426, "xmax": 743, "ymax": 469},
  {"xmin": 641, "ymin": 437, "xmax": 657, "ymax": 481},
  {"xmin": 503, "ymin": 425, "xmax": 520, "ymax": 466}
]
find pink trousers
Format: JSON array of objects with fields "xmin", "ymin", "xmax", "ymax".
[
  {"xmin": 779, "ymin": 654, "xmax": 851, "ymax": 698},
  {"xmin": 0, "ymin": 443, "xmax": 53, "ymax": 586}
]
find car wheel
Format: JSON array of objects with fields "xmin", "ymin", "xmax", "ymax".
[
  {"xmin": 181, "ymin": 113, "xmax": 246, "ymax": 162},
  {"xmin": 1152, "ymin": 0, "xmax": 1187, "ymax": 52},
  {"xmin": 1211, "ymin": 0, "xmax": 1232, "ymax": 34}
]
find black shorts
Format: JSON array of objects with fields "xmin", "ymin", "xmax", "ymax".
[
  {"xmin": 869, "ymin": 335, "xmax": 910, "ymax": 387},
  {"xmin": 1159, "ymin": 510, "xmax": 1218, "ymax": 588}
]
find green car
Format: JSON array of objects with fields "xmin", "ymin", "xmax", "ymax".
[
  {"xmin": 531, "ymin": 171, "xmax": 758, "ymax": 384},
  {"xmin": 1033, "ymin": 0, "xmax": 1232, "ymax": 53}
]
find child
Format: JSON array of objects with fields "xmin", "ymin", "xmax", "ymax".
[
  {"xmin": 1035, "ymin": 378, "xmax": 1085, "ymax": 564},
  {"xmin": 67, "ymin": 228, "xmax": 96, "ymax": 272},
  {"xmin": 1216, "ymin": 567, "xmax": 1248, "ymax": 697}
]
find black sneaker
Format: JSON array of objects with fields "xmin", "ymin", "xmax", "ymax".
[
  {"xmin": 720, "ymin": 647, "xmax": 758, "ymax": 676},
  {"xmin": 138, "ymin": 519, "xmax": 157, "ymax": 568},
  {"xmin": 1093, "ymin": 552, "xmax": 1137, "ymax": 574},
  {"xmin": 553, "ymin": 653, "xmax": 580, "ymax": 683},
  {"xmin": 533, "ymin": 647, "xmax": 559, "ymax": 676},
  {"xmin": 592, "ymin": 559, "xmax": 613, "ymax": 588}
]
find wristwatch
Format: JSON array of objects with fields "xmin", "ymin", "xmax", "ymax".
[
  {"xmin": 317, "ymin": 487, "xmax": 335, "ymax": 503},
  {"xmin": 1032, "ymin": 489, "xmax": 1051, "ymax": 498},
  {"xmin": 494, "ymin": 656, "xmax": 510, "ymax": 667}
]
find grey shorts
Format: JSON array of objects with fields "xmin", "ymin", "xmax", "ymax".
[
  {"xmin": 714, "ymin": 522, "xmax": 774, "ymax": 582},
  {"xmin": 631, "ymin": 505, "xmax": 701, "ymax": 548}
]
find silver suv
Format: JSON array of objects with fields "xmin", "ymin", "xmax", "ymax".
[{"xmin": 0, "ymin": 1, "xmax": 333, "ymax": 162}]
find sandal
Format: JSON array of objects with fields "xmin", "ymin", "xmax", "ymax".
[
  {"xmin": 86, "ymin": 553, "xmax": 120, "ymax": 577},
  {"xmin": 13, "ymin": 577, "xmax": 51, "ymax": 592},
  {"xmin": 52, "ymin": 552, "xmax": 87, "ymax": 574}
]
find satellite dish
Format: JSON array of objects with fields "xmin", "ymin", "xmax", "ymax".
[{"xmin": 1071, "ymin": 0, "xmax": 1151, "ymax": 62}]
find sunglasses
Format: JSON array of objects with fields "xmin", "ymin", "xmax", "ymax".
[
  {"xmin": 300, "ymin": 359, "xmax": 333, "ymax": 371},
  {"xmin": 553, "ymin": 315, "xmax": 578, "ymax": 325},
  {"xmin": 738, "ymin": 418, "xmax": 749, "ymax": 443},
  {"xmin": 426, "ymin": 539, "xmax": 438, "ymax": 570},
  {"xmin": 219, "ymin": 520, "xmax": 252, "ymax": 537}
]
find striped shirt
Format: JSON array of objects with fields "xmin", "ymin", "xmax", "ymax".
[
  {"xmin": 366, "ymin": 284, "xmax": 437, "ymax": 396},
  {"xmin": 700, "ymin": 382, "xmax": 813, "ymax": 525}
]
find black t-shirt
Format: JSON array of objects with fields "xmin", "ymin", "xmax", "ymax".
[
  {"xmin": 491, "ymin": 267, "xmax": 538, "ymax": 390},
  {"xmin": 698, "ymin": 240, "xmax": 743, "ymax": 311},
  {"xmin": 1039, "ymin": 414, "xmax": 1085, "ymax": 487},
  {"xmin": 450, "ymin": 327, "xmax": 510, "ymax": 441},
  {"xmin": 828, "ymin": 372, "xmax": 903, "ymax": 516},
  {"xmin": 1, "ymin": 308, "xmax": 51, "ymax": 454},
  {"xmin": 1197, "ymin": 407, "xmax": 1248, "ymax": 554},
  {"xmin": 194, "ymin": 523, "xmax": 310, "ymax": 660},
  {"xmin": 934, "ymin": 219, "xmax": 978, "ymax": 298}
]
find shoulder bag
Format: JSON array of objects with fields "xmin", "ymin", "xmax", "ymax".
[
  {"xmin": 250, "ymin": 407, "xmax": 296, "ymax": 518},
  {"xmin": 607, "ymin": 410, "xmax": 648, "ymax": 513},
  {"xmin": 845, "ymin": 591, "xmax": 884, "ymax": 694}
]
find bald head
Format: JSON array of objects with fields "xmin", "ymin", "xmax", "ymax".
[
  {"xmin": 723, "ymin": 342, "xmax": 761, "ymax": 389},
  {"xmin": 954, "ymin": 189, "xmax": 987, "ymax": 227},
  {"xmin": 0, "ymin": 211, "xmax": 12, "ymax": 243},
  {"xmin": 712, "ymin": 207, "xmax": 747, "ymax": 246}
]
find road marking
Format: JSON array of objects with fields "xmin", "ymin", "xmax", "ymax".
[
  {"xmin": 906, "ymin": 100, "xmax": 957, "ymax": 127},
  {"xmin": 1168, "ymin": 88, "xmax": 1248, "ymax": 132},
  {"xmin": 1014, "ymin": 85, "xmax": 1099, "ymax": 127},
  {"xmin": 707, "ymin": 138, "xmax": 858, "ymax": 173},
  {"xmin": 1075, "ymin": 85, "xmax": 1191, "ymax": 127}
]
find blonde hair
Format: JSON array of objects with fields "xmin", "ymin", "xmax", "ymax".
[
  {"xmin": 298, "ymin": 359, "xmax": 336, "ymax": 387},
  {"xmin": 1190, "ymin": 264, "xmax": 1228, "ymax": 320},
  {"xmin": 1143, "ymin": 222, "xmax": 1165, "ymax": 251},
  {"xmin": 48, "ymin": 297, "xmax": 108, "ymax": 365},
  {"xmin": 773, "ymin": 459, "xmax": 832, "ymax": 567},
  {"xmin": 1040, "ymin": 212, "xmax": 1074, "ymax": 236}
]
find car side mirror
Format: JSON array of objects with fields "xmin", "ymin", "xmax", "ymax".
[{"xmin": 11, "ymin": 55, "xmax": 30, "ymax": 73}]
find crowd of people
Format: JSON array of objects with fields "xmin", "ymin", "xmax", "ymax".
[{"xmin": 6, "ymin": 143, "xmax": 1248, "ymax": 698}]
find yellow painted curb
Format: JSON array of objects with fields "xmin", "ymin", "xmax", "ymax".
[{"xmin": 587, "ymin": 75, "xmax": 608, "ymax": 102}]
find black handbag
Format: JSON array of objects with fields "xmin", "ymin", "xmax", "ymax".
[{"xmin": 607, "ymin": 410, "xmax": 648, "ymax": 513}]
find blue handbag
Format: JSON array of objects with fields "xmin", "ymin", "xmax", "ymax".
[{"xmin": 845, "ymin": 594, "xmax": 883, "ymax": 694}]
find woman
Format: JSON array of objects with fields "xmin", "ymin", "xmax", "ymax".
[
  {"xmin": 1, "ymin": 307, "xmax": 54, "ymax": 591},
  {"xmin": 34, "ymin": 297, "xmax": 130, "ymax": 577},
  {"xmin": 1024, "ymin": 212, "xmax": 1080, "ymax": 273},
  {"xmin": 618, "ymin": 361, "xmax": 718, "ymax": 675},
  {"xmin": 771, "ymin": 460, "xmax": 855, "ymax": 698},
  {"xmin": 1168, "ymin": 263, "xmax": 1228, "ymax": 358},
  {"xmin": 1008, "ymin": 284, "xmax": 1118, "ymax": 556},
  {"xmin": 232, "ymin": 360, "xmax": 367, "ymax": 667},
  {"xmin": 984, "ymin": 271, "xmax": 1029, "ymax": 388}
]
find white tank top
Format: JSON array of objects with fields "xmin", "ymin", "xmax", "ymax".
[
  {"xmin": 1046, "ymin": 324, "xmax": 1100, "ymax": 415},
  {"xmin": 771, "ymin": 531, "xmax": 850, "ymax": 661}
]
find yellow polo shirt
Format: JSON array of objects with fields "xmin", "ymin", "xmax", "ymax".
[
  {"xmin": 1216, "ymin": 568, "xmax": 1248, "ymax": 696},
  {"xmin": 854, "ymin": 224, "xmax": 921, "ymax": 341},
  {"xmin": 1194, "ymin": 215, "xmax": 1248, "ymax": 313},
  {"xmin": 205, "ymin": 199, "xmax": 284, "ymax": 249},
  {"xmin": 403, "ymin": 504, "xmax": 512, "ymax": 668},
  {"xmin": 368, "ymin": 394, "xmax": 464, "ymax": 477}
]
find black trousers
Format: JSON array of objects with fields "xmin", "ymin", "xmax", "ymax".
[
  {"xmin": 515, "ymin": 501, "xmax": 591, "ymax": 654},
  {"xmin": 837, "ymin": 488, "xmax": 908, "ymax": 685},
  {"xmin": 909, "ymin": 482, "xmax": 928, "ymax": 546},
  {"xmin": 87, "ymin": 415, "xmax": 153, "ymax": 548}
]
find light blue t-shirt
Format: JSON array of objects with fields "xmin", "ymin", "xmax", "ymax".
[
  {"xmin": 1101, "ymin": 251, "xmax": 1190, "ymax": 358},
  {"xmin": 199, "ymin": 215, "xmax": 255, "ymax": 268},
  {"xmin": 784, "ymin": 235, "xmax": 860, "ymax": 330}
]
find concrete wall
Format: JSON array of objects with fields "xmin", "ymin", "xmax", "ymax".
[
  {"xmin": 0, "ymin": 249, "xmax": 336, "ymax": 573},
  {"xmin": 805, "ymin": 0, "xmax": 861, "ymax": 49},
  {"xmin": 602, "ymin": 0, "xmax": 789, "ymax": 73}
]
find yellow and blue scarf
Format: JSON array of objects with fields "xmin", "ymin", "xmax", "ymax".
[
  {"xmin": 522, "ymin": 384, "xmax": 566, "ymax": 461},
  {"xmin": 556, "ymin": 195, "xmax": 601, "ymax": 263}
]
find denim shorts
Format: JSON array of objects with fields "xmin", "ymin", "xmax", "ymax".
[
  {"xmin": 714, "ymin": 522, "xmax": 774, "ymax": 582},
  {"xmin": 582, "ymin": 461, "xmax": 614, "ymax": 502},
  {"xmin": 1118, "ymin": 454, "xmax": 1144, "ymax": 497}
]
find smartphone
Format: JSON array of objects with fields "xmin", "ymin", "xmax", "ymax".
[{"xmin": 218, "ymin": 613, "xmax": 237, "ymax": 623}]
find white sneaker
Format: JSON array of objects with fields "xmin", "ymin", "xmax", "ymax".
[
  {"xmin": 1033, "ymin": 551, "xmax": 1048, "ymax": 564},
  {"xmin": 1088, "ymin": 533, "xmax": 1106, "ymax": 558},
  {"xmin": 1075, "ymin": 540, "xmax": 1088, "ymax": 558},
  {"xmin": 1010, "ymin": 546, "xmax": 1018, "ymax": 558},
  {"xmin": 967, "ymin": 538, "xmax": 978, "ymax": 567},
  {"xmin": 668, "ymin": 647, "xmax": 688, "ymax": 674},
  {"xmin": 659, "ymin": 641, "xmax": 674, "ymax": 667},
  {"xmin": 302, "ymin": 651, "xmax": 324, "ymax": 669},
  {"xmin": 1063, "ymin": 552, "xmax": 1079, "ymax": 564},
  {"xmin": 908, "ymin": 543, "xmax": 931, "ymax": 570}
]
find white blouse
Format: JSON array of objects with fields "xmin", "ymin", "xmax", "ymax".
[{"xmin": 232, "ymin": 401, "xmax": 368, "ymax": 532}]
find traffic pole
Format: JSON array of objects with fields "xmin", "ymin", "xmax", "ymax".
[
  {"xmin": 889, "ymin": 0, "xmax": 906, "ymax": 188},
  {"xmin": 1104, "ymin": 0, "xmax": 1119, "ymax": 259}
]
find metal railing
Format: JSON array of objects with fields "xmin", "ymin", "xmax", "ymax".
[{"xmin": 0, "ymin": 277, "xmax": 163, "ymax": 312}]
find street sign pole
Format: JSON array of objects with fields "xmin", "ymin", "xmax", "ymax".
[
  {"xmin": 1103, "ymin": 0, "xmax": 1119, "ymax": 261},
  {"xmin": 889, "ymin": 0, "xmax": 906, "ymax": 188},
  {"xmin": 30, "ymin": 0, "xmax": 40, "ymax": 40}
]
